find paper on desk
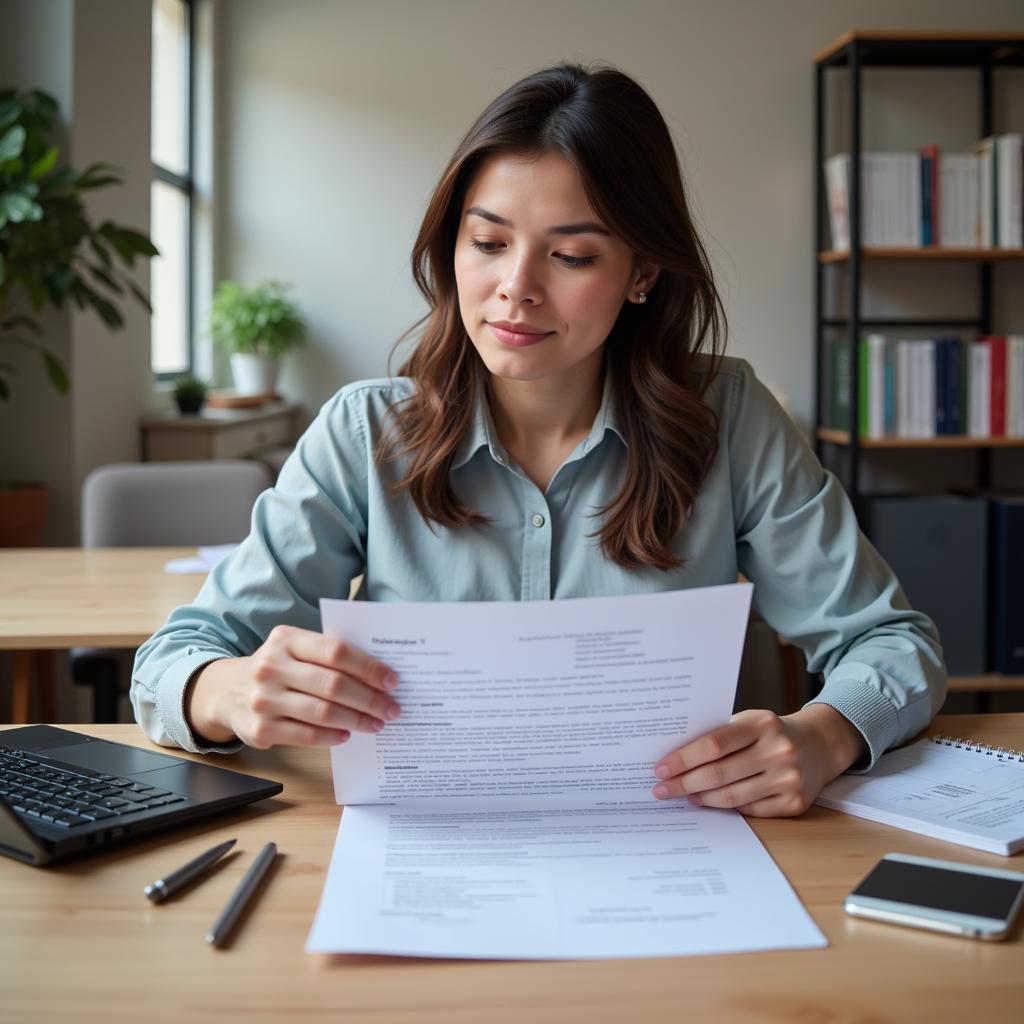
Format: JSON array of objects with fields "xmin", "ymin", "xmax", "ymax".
[
  {"xmin": 163, "ymin": 543, "xmax": 238, "ymax": 574},
  {"xmin": 307, "ymin": 585, "xmax": 827, "ymax": 958}
]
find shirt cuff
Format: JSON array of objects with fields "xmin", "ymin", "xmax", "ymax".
[
  {"xmin": 806, "ymin": 675, "xmax": 901, "ymax": 773},
  {"xmin": 154, "ymin": 650, "xmax": 246, "ymax": 756}
]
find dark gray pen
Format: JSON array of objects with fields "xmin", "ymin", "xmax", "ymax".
[
  {"xmin": 144, "ymin": 838, "xmax": 237, "ymax": 903},
  {"xmin": 205, "ymin": 841, "xmax": 278, "ymax": 948}
]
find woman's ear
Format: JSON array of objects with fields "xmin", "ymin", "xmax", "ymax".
[{"xmin": 630, "ymin": 261, "xmax": 660, "ymax": 301}]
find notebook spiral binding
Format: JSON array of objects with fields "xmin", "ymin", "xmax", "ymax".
[{"xmin": 931, "ymin": 735, "xmax": 1024, "ymax": 761}]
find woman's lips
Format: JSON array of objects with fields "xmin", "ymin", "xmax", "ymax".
[{"xmin": 487, "ymin": 322, "xmax": 554, "ymax": 347}]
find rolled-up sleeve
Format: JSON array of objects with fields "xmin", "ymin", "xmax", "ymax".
[
  {"xmin": 727, "ymin": 360, "xmax": 947, "ymax": 770},
  {"xmin": 130, "ymin": 388, "xmax": 371, "ymax": 753}
]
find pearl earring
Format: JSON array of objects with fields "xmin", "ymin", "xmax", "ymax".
[{"xmin": 637, "ymin": 292, "xmax": 647, "ymax": 304}]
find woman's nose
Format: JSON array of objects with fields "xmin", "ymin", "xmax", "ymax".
[{"xmin": 498, "ymin": 256, "xmax": 543, "ymax": 306}]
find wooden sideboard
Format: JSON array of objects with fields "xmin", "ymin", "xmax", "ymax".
[{"xmin": 140, "ymin": 404, "xmax": 299, "ymax": 461}]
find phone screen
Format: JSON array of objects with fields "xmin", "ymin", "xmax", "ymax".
[{"xmin": 852, "ymin": 859, "xmax": 1024, "ymax": 919}]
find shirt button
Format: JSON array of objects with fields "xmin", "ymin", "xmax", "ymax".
[
  {"xmin": 531, "ymin": 513, "xmax": 545, "ymax": 528},
  {"xmin": 494, "ymin": 452, "xmax": 505, "ymax": 465}
]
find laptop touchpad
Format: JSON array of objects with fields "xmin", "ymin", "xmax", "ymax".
[{"xmin": 44, "ymin": 741, "xmax": 185, "ymax": 776}]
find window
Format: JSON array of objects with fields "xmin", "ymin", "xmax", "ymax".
[{"xmin": 150, "ymin": 0, "xmax": 193, "ymax": 377}]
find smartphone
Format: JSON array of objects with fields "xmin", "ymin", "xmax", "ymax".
[{"xmin": 844, "ymin": 853, "xmax": 1024, "ymax": 941}]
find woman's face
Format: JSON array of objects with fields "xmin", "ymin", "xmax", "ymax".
[{"xmin": 454, "ymin": 151, "xmax": 650, "ymax": 389}]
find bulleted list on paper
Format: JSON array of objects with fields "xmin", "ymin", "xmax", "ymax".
[{"xmin": 308, "ymin": 585, "xmax": 827, "ymax": 958}]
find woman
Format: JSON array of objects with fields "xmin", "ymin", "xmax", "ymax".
[{"xmin": 132, "ymin": 63, "xmax": 945, "ymax": 817}]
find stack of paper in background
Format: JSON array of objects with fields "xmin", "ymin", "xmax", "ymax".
[
  {"xmin": 824, "ymin": 134, "xmax": 1023, "ymax": 250},
  {"xmin": 826, "ymin": 334, "xmax": 1024, "ymax": 439}
]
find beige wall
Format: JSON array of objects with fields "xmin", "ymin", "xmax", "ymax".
[{"xmin": 216, "ymin": 0, "xmax": 1024, "ymax": 437}]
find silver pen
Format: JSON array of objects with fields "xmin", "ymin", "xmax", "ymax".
[
  {"xmin": 144, "ymin": 838, "xmax": 237, "ymax": 903},
  {"xmin": 205, "ymin": 841, "xmax": 278, "ymax": 948}
]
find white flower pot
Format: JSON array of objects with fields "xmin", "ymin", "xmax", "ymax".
[{"xmin": 230, "ymin": 353, "xmax": 280, "ymax": 395}]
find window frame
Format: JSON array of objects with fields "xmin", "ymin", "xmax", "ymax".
[{"xmin": 151, "ymin": 0, "xmax": 195, "ymax": 382}]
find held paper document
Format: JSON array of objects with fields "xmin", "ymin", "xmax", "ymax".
[{"xmin": 306, "ymin": 585, "xmax": 827, "ymax": 959}]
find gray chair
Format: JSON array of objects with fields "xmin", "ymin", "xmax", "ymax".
[{"xmin": 73, "ymin": 460, "xmax": 273, "ymax": 721}]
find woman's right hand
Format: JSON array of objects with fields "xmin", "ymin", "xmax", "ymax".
[{"xmin": 184, "ymin": 624, "xmax": 401, "ymax": 749}]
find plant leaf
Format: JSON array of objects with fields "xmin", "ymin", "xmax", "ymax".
[
  {"xmin": 76, "ymin": 162, "xmax": 124, "ymax": 190},
  {"xmin": 0, "ymin": 314, "xmax": 42, "ymax": 335},
  {"xmin": 27, "ymin": 145, "xmax": 58, "ymax": 180},
  {"xmin": 0, "ymin": 124, "xmax": 25, "ymax": 162},
  {"xmin": 41, "ymin": 349, "xmax": 69, "ymax": 393},
  {"xmin": 126, "ymin": 279, "xmax": 153, "ymax": 314},
  {"xmin": 79, "ymin": 283, "xmax": 124, "ymax": 329},
  {"xmin": 86, "ymin": 263, "xmax": 124, "ymax": 295},
  {"xmin": 0, "ymin": 191, "xmax": 42, "ymax": 223},
  {"xmin": 88, "ymin": 235, "xmax": 112, "ymax": 270}
]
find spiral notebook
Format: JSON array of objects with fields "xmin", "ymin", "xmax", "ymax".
[{"xmin": 814, "ymin": 736, "xmax": 1024, "ymax": 856}]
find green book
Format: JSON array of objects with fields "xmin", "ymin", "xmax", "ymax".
[{"xmin": 828, "ymin": 337, "xmax": 851, "ymax": 429}]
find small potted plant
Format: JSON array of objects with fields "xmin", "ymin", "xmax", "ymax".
[
  {"xmin": 172, "ymin": 373, "xmax": 208, "ymax": 415},
  {"xmin": 210, "ymin": 279, "xmax": 306, "ymax": 395}
]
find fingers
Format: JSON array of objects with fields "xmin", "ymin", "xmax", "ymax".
[
  {"xmin": 260, "ymin": 686, "xmax": 393, "ymax": 736},
  {"xmin": 236, "ymin": 625, "xmax": 403, "ymax": 750},
  {"xmin": 271, "ymin": 625, "xmax": 399, "ymax": 693},
  {"xmin": 254, "ymin": 625, "xmax": 401, "ymax": 724},
  {"xmin": 243, "ymin": 717, "xmax": 351, "ymax": 750},
  {"xmin": 651, "ymin": 710, "xmax": 815, "ymax": 816},
  {"xmin": 653, "ymin": 714, "xmax": 763, "ymax": 782}
]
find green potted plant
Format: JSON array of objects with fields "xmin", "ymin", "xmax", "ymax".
[
  {"xmin": 210, "ymin": 279, "xmax": 306, "ymax": 395},
  {"xmin": 172, "ymin": 373, "xmax": 208, "ymax": 415},
  {"xmin": 0, "ymin": 88, "xmax": 158, "ymax": 545}
]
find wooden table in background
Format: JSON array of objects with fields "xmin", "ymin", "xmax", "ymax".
[
  {"xmin": 0, "ymin": 548, "xmax": 201, "ymax": 721},
  {"xmin": 3, "ymin": 714, "xmax": 1023, "ymax": 1023}
]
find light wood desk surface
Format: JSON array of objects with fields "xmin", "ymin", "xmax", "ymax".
[
  {"xmin": 3, "ymin": 714, "xmax": 1023, "ymax": 1024},
  {"xmin": 0, "ymin": 547, "xmax": 200, "ymax": 649}
]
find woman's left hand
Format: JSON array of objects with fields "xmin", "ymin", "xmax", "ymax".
[{"xmin": 652, "ymin": 704, "xmax": 867, "ymax": 817}]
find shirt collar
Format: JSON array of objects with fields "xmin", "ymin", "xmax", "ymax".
[{"xmin": 450, "ymin": 366, "xmax": 628, "ymax": 472}]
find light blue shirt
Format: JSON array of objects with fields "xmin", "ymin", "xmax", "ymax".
[{"xmin": 131, "ymin": 357, "xmax": 946, "ymax": 766}]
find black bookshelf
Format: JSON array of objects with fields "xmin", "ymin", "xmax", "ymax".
[
  {"xmin": 813, "ymin": 31, "xmax": 1024, "ymax": 504},
  {"xmin": 813, "ymin": 33, "xmax": 1024, "ymax": 702}
]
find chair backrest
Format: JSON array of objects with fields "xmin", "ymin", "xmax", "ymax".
[{"xmin": 81, "ymin": 460, "xmax": 272, "ymax": 548}]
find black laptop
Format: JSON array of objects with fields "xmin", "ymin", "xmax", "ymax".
[{"xmin": 0, "ymin": 725, "xmax": 282, "ymax": 866}]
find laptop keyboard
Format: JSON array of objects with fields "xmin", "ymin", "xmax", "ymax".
[{"xmin": 0, "ymin": 745, "xmax": 187, "ymax": 829}]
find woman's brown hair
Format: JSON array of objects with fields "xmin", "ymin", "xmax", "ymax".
[{"xmin": 381, "ymin": 62, "xmax": 726, "ymax": 570}]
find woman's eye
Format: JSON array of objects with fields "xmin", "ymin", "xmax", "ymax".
[
  {"xmin": 556, "ymin": 254, "xmax": 597, "ymax": 268},
  {"xmin": 468, "ymin": 239, "xmax": 596, "ymax": 268}
]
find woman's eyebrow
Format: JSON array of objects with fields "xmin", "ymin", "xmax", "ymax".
[{"xmin": 465, "ymin": 205, "xmax": 610, "ymax": 236}]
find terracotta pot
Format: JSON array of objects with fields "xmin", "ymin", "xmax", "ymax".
[{"xmin": 0, "ymin": 483, "xmax": 48, "ymax": 547}]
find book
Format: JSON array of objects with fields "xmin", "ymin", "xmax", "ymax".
[
  {"xmin": 823, "ymin": 154, "xmax": 850, "ymax": 251},
  {"xmin": 995, "ymin": 133, "xmax": 1023, "ymax": 249},
  {"xmin": 920, "ymin": 144, "xmax": 938, "ymax": 245},
  {"xmin": 984, "ymin": 335, "xmax": 1007, "ymax": 436},
  {"xmin": 858, "ymin": 334, "xmax": 886, "ymax": 439},
  {"xmin": 967, "ymin": 341, "xmax": 991, "ymax": 438},
  {"xmin": 990, "ymin": 497, "xmax": 1024, "ymax": 675},
  {"xmin": 974, "ymin": 137, "xmax": 996, "ymax": 247},
  {"xmin": 1007, "ymin": 336, "xmax": 1024, "ymax": 438},
  {"xmin": 939, "ymin": 153, "xmax": 980, "ymax": 247},
  {"xmin": 827, "ymin": 336, "xmax": 851, "ymax": 429},
  {"xmin": 814, "ymin": 735, "xmax": 1024, "ymax": 856}
]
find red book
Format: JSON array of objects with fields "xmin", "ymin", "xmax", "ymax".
[{"xmin": 983, "ymin": 335, "xmax": 1007, "ymax": 436}]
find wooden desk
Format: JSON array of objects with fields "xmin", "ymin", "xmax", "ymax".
[
  {"xmin": 3, "ymin": 714, "xmax": 1022, "ymax": 1023},
  {"xmin": 0, "ymin": 548, "xmax": 202, "ymax": 720}
]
